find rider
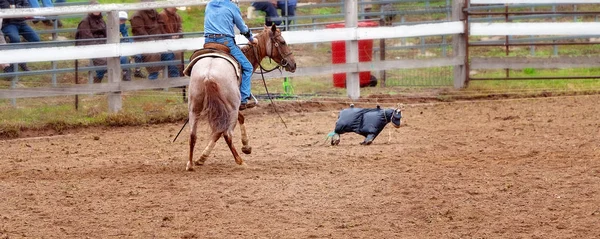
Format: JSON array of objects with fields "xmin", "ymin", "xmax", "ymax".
[{"xmin": 204, "ymin": 0, "xmax": 258, "ymax": 110}]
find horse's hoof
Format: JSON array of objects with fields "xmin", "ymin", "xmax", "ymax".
[
  {"xmin": 242, "ymin": 145, "xmax": 252, "ymax": 154},
  {"xmin": 195, "ymin": 156, "xmax": 207, "ymax": 166},
  {"xmin": 186, "ymin": 163, "xmax": 194, "ymax": 171}
]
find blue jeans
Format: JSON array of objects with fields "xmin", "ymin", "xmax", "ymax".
[
  {"xmin": 28, "ymin": 0, "xmax": 54, "ymax": 8},
  {"xmin": 277, "ymin": 3, "xmax": 296, "ymax": 27},
  {"xmin": 204, "ymin": 36, "xmax": 253, "ymax": 103},
  {"xmin": 1, "ymin": 22, "xmax": 40, "ymax": 44},
  {"xmin": 96, "ymin": 56, "xmax": 128, "ymax": 79},
  {"xmin": 134, "ymin": 54, "xmax": 143, "ymax": 64},
  {"xmin": 147, "ymin": 53, "xmax": 180, "ymax": 80},
  {"xmin": 252, "ymin": 2, "xmax": 281, "ymax": 26}
]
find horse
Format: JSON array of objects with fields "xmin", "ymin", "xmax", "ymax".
[{"xmin": 186, "ymin": 24, "xmax": 296, "ymax": 171}]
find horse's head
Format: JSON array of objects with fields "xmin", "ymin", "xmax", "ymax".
[
  {"xmin": 387, "ymin": 104, "xmax": 404, "ymax": 128},
  {"xmin": 261, "ymin": 25, "xmax": 296, "ymax": 72}
]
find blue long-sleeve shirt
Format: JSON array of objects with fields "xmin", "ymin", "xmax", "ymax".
[{"xmin": 204, "ymin": 0, "xmax": 253, "ymax": 42}]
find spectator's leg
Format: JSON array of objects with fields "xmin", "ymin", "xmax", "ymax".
[
  {"xmin": 38, "ymin": 0, "xmax": 63, "ymax": 28},
  {"xmin": 0, "ymin": 30, "xmax": 8, "ymax": 70},
  {"xmin": 28, "ymin": 0, "xmax": 41, "ymax": 8},
  {"xmin": 148, "ymin": 72, "xmax": 159, "ymax": 80},
  {"xmin": 161, "ymin": 52, "xmax": 179, "ymax": 78},
  {"xmin": 286, "ymin": 5, "xmax": 296, "ymax": 26},
  {"xmin": 277, "ymin": 3, "xmax": 296, "ymax": 29},
  {"xmin": 252, "ymin": 2, "xmax": 281, "ymax": 26},
  {"xmin": 41, "ymin": 0, "xmax": 54, "ymax": 7},
  {"xmin": 144, "ymin": 53, "xmax": 161, "ymax": 80},
  {"xmin": 18, "ymin": 22, "xmax": 41, "ymax": 43},
  {"xmin": 95, "ymin": 70, "xmax": 106, "ymax": 83},
  {"xmin": 120, "ymin": 56, "xmax": 131, "ymax": 81},
  {"xmin": 16, "ymin": 23, "xmax": 40, "ymax": 71},
  {"xmin": 133, "ymin": 54, "xmax": 146, "ymax": 78},
  {"xmin": 1, "ymin": 26, "xmax": 16, "ymax": 72},
  {"xmin": 2, "ymin": 24, "xmax": 21, "ymax": 44}
]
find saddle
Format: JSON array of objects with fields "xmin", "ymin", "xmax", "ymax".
[{"xmin": 183, "ymin": 42, "xmax": 242, "ymax": 82}]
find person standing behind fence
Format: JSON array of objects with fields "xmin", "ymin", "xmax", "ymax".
[
  {"xmin": 130, "ymin": 1, "xmax": 179, "ymax": 80},
  {"xmin": 0, "ymin": 18, "xmax": 9, "ymax": 72},
  {"xmin": 118, "ymin": 11, "xmax": 146, "ymax": 79},
  {"xmin": 0, "ymin": 0, "xmax": 40, "ymax": 72},
  {"xmin": 75, "ymin": 1, "xmax": 128, "ymax": 83},
  {"xmin": 251, "ymin": 1, "xmax": 281, "ymax": 27},
  {"xmin": 158, "ymin": 7, "xmax": 183, "ymax": 75},
  {"xmin": 27, "ymin": 0, "xmax": 63, "ymax": 27},
  {"xmin": 276, "ymin": 0, "xmax": 296, "ymax": 30}
]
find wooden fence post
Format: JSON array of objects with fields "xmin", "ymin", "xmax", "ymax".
[
  {"xmin": 106, "ymin": 10, "xmax": 122, "ymax": 113},
  {"xmin": 452, "ymin": 0, "xmax": 467, "ymax": 88},
  {"xmin": 345, "ymin": 0, "xmax": 359, "ymax": 100}
]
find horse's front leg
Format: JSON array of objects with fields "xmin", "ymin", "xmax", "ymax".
[
  {"xmin": 238, "ymin": 112, "xmax": 252, "ymax": 154},
  {"xmin": 196, "ymin": 132, "xmax": 222, "ymax": 166}
]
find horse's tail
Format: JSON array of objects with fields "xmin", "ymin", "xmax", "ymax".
[{"xmin": 204, "ymin": 80, "xmax": 231, "ymax": 133}]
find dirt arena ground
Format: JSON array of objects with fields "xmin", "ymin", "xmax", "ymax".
[{"xmin": 1, "ymin": 94, "xmax": 599, "ymax": 238}]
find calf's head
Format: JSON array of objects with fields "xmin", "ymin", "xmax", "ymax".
[{"xmin": 386, "ymin": 104, "xmax": 403, "ymax": 128}]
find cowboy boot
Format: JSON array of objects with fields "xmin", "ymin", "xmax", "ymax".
[
  {"xmin": 18, "ymin": 63, "xmax": 31, "ymax": 71},
  {"xmin": 134, "ymin": 68, "xmax": 146, "ymax": 78},
  {"xmin": 122, "ymin": 69, "xmax": 131, "ymax": 81},
  {"xmin": 3, "ymin": 65, "xmax": 14, "ymax": 73}
]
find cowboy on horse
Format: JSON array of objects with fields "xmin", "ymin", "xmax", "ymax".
[{"xmin": 204, "ymin": 0, "xmax": 259, "ymax": 110}]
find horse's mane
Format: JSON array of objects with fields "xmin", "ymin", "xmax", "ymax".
[{"xmin": 241, "ymin": 28, "xmax": 280, "ymax": 55}]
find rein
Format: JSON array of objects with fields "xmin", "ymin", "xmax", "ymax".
[{"xmin": 249, "ymin": 38, "xmax": 289, "ymax": 129}]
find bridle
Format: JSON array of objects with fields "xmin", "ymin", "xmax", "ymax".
[{"xmin": 251, "ymin": 31, "xmax": 293, "ymax": 73}]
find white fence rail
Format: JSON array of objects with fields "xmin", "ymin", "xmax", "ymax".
[
  {"xmin": 470, "ymin": 0, "xmax": 600, "ymax": 4},
  {"xmin": 1, "ymin": 0, "xmax": 600, "ymax": 112},
  {"xmin": 0, "ymin": 22, "xmax": 465, "ymax": 64}
]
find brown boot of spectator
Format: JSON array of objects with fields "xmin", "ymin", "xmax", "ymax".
[
  {"xmin": 18, "ymin": 63, "xmax": 31, "ymax": 71},
  {"xmin": 93, "ymin": 76, "xmax": 103, "ymax": 84},
  {"xmin": 122, "ymin": 69, "xmax": 131, "ymax": 81},
  {"xmin": 134, "ymin": 69, "xmax": 146, "ymax": 78},
  {"xmin": 3, "ymin": 65, "xmax": 14, "ymax": 73}
]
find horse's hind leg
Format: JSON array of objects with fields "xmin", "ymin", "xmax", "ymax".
[
  {"xmin": 223, "ymin": 132, "xmax": 244, "ymax": 165},
  {"xmin": 187, "ymin": 115, "xmax": 200, "ymax": 171},
  {"xmin": 238, "ymin": 113, "xmax": 252, "ymax": 154},
  {"xmin": 196, "ymin": 132, "xmax": 222, "ymax": 166}
]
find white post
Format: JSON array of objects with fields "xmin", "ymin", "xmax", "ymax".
[
  {"xmin": 106, "ymin": 10, "xmax": 122, "ymax": 113},
  {"xmin": 345, "ymin": 0, "xmax": 360, "ymax": 100},
  {"xmin": 452, "ymin": 0, "xmax": 467, "ymax": 88}
]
